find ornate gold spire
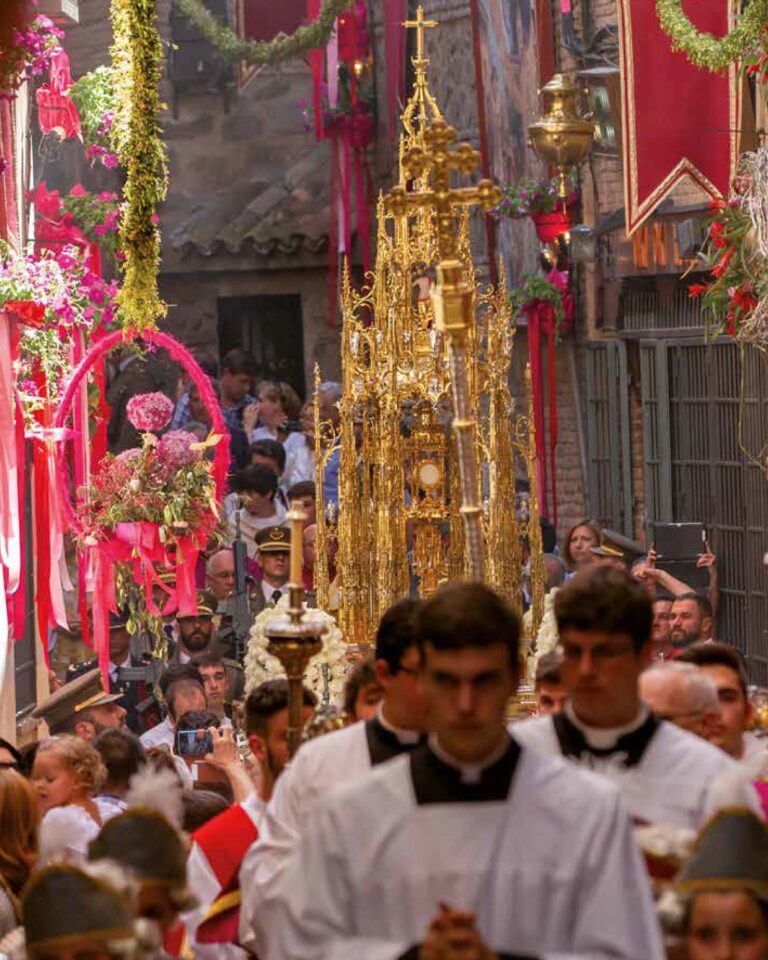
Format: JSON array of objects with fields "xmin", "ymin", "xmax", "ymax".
[{"xmin": 400, "ymin": 6, "xmax": 442, "ymax": 151}]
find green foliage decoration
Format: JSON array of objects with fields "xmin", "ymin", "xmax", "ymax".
[
  {"xmin": 110, "ymin": 0, "xmax": 168, "ymax": 334},
  {"xmin": 174, "ymin": 0, "xmax": 352, "ymax": 65},
  {"xmin": 655, "ymin": 0, "xmax": 768, "ymax": 72}
]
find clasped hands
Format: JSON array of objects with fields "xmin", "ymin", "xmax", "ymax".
[{"xmin": 420, "ymin": 903, "xmax": 497, "ymax": 960}]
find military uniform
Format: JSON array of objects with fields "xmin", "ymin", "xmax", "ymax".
[
  {"xmin": 65, "ymin": 609, "xmax": 162, "ymax": 734},
  {"xmin": 32, "ymin": 669, "xmax": 125, "ymax": 736},
  {"xmin": 171, "ymin": 590, "xmax": 246, "ymax": 701},
  {"xmin": 250, "ymin": 525, "xmax": 292, "ymax": 617}
]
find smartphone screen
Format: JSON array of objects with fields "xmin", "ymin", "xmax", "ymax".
[{"xmin": 176, "ymin": 728, "xmax": 214, "ymax": 757}]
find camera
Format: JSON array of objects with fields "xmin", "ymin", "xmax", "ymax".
[{"xmin": 175, "ymin": 728, "xmax": 215, "ymax": 757}]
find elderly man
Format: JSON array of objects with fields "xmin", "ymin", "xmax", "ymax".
[
  {"xmin": 640, "ymin": 661, "xmax": 721, "ymax": 741},
  {"xmin": 206, "ymin": 548, "xmax": 236, "ymax": 602}
]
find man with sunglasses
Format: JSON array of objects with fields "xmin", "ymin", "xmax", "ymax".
[{"xmin": 514, "ymin": 565, "xmax": 752, "ymax": 828}]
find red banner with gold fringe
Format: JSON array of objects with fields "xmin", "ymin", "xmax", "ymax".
[{"xmin": 617, "ymin": 0, "xmax": 740, "ymax": 236}]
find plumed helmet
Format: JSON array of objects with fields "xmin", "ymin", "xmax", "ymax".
[{"xmin": 88, "ymin": 808, "xmax": 194, "ymax": 910}]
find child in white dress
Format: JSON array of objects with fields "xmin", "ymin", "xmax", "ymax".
[{"xmin": 32, "ymin": 735, "xmax": 107, "ymax": 865}]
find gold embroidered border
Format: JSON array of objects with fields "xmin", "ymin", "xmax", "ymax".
[{"xmin": 618, "ymin": 0, "xmax": 740, "ymax": 237}]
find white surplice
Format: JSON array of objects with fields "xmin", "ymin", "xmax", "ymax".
[
  {"xmin": 239, "ymin": 715, "xmax": 421, "ymax": 954},
  {"xmin": 513, "ymin": 705, "xmax": 752, "ymax": 829},
  {"xmin": 260, "ymin": 738, "xmax": 664, "ymax": 960},
  {"xmin": 740, "ymin": 731, "xmax": 768, "ymax": 779}
]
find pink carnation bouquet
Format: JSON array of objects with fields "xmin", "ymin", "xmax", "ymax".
[{"xmin": 126, "ymin": 391, "xmax": 174, "ymax": 432}]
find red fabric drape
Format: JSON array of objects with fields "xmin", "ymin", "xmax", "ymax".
[{"xmin": 617, "ymin": 0, "xmax": 739, "ymax": 235}]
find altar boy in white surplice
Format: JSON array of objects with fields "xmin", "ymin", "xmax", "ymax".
[
  {"xmin": 513, "ymin": 566, "xmax": 758, "ymax": 830},
  {"xmin": 260, "ymin": 582, "xmax": 664, "ymax": 960}
]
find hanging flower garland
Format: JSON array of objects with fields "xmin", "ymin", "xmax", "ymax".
[
  {"xmin": 654, "ymin": 0, "xmax": 768, "ymax": 73},
  {"xmin": 174, "ymin": 0, "xmax": 352, "ymax": 65},
  {"xmin": 69, "ymin": 66, "xmax": 120, "ymax": 168},
  {"xmin": 110, "ymin": 0, "xmax": 167, "ymax": 334},
  {"xmin": 0, "ymin": 4, "xmax": 63, "ymax": 97}
]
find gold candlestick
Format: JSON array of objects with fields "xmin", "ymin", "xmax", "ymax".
[
  {"xmin": 265, "ymin": 506, "xmax": 326, "ymax": 758},
  {"xmin": 287, "ymin": 504, "xmax": 305, "ymax": 594}
]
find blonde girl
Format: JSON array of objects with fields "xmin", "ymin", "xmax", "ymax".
[{"xmin": 32, "ymin": 736, "xmax": 106, "ymax": 865}]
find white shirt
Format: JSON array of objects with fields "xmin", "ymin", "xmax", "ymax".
[
  {"xmin": 227, "ymin": 506, "xmax": 287, "ymax": 560},
  {"xmin": 740, "ymin": 731, "xmax": 768, "ymax": 778},
  {"xmin": 258, "ymin": 740, "xmax": 664, "ymax": 960},
  {"xmin": 513, "ymin": 703, "xmax": 756, "ymax": 828},
  {"xmin": 108, "ymin": 658, "xmax": 130, "ymax": 687},
  {"xmin": 283, "ymin": 434, "xmax": 314, "ymax": 489},
  {"xmin": 140, "ymin": 715, "xmax": 175, "ymax": 750},
  {"xmin": 95, "ymin": 795, "xmax": 127, "ymax": 822},
  {"xmin": 184, "ymin": 793, "xmax": 265, "ymax": 960},
  {"xmin": 261, "ymin": 580, "xmax": 287, "ymax": 606}
]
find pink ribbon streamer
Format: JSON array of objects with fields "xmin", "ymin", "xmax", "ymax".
[
  {"xmin": 0, "ymin": 313, "xmax": 21, "ymax": 595},
  {"xmin": 327, "ymin": 23, "xmax": 339, "ymax": 110}
]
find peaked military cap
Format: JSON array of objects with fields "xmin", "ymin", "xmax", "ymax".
[
  {"xmin": 108, "ymin": 608, "xmax": 130, "ymax": 630},
  {"xmin": 176, "ymin": 589, "xmax": 217, "ymax": 619},
  {"xmin": 255, "ymin": 525, "xmax": 291, "ymax": 553},
  {"xmin": 679, "ymin": 808, "xmax": 768, "ymax": 900},
  {"xmin": 22, "ymin": 864, "xmax": 134, "ymax": 958},
  {"xmin": 88, "ymin": 808, "xmax": 195, "ymax": 910},
  {"xmin": 32, "ymin": 669, "xmax": 123, "ymax": 734}
]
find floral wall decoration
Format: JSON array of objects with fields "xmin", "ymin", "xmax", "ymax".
[{"xmin": 0, "ymin": 4, "xmax": 63, "ymax": 98}]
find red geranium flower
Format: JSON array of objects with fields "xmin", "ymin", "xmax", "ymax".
[{"xmin": 688, "ymin": 283, "xmax": 708, "ymax": 298}]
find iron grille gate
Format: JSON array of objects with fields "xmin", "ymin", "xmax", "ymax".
[
  {"xmin": 640, "ymin": 339, "xmax": 768, "ymax": 678},
  {"xmin": 584, "ymin": 341, "xmax": 633, "ymax": 537}
]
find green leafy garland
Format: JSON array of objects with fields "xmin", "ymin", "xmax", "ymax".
[
  {"xmin": 173, "ymin": 0, "xmax": 352, "ymax": 64},
  {"xmin": 110, "ymin": 0, "xmax": 167, "ymax": 333},
  {"xmin": 655, "ymin": 0, "xmax": 768, "ymax": 72}
]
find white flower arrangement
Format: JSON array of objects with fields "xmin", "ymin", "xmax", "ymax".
[
  {"xmin": 244, "ymin": 596, "xmax": 350, "ymax": 703},
  {"xmin": 523, "ymin": 587, "xmax": 560, "ymax": 684}
]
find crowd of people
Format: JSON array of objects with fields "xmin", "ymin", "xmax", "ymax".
[
  {"xmin": 1, "ymin": 348, "xmax": 766, "ymax": 960},
  {"xmin": 0, "ymin": 559, "xmax": 767, "ymax": 959}
]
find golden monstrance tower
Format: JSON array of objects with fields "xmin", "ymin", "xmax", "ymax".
[{"xmin": 313, "ymin": 7, "xmax": 545, "ymax": 648}]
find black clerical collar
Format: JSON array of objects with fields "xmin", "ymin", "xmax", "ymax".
[
  {"xmin": 553, "ymin": 707, "xmax": 659, "ymax": 769},
  {"xmin": 410, "ymin": 736, "xmax": 521, "ymax": 804},
  {"xmin": 365, "ymin": 715, "xmax": 425, "ymax": 766}
]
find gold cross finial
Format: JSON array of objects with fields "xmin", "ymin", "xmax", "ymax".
[
  {"xmin": 404, "ymin": 6, "xmax": 438, "ymax": 64},
  {"xmin": 386, "ymin": 118, "xmax": 502, "ymax": 261}
]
